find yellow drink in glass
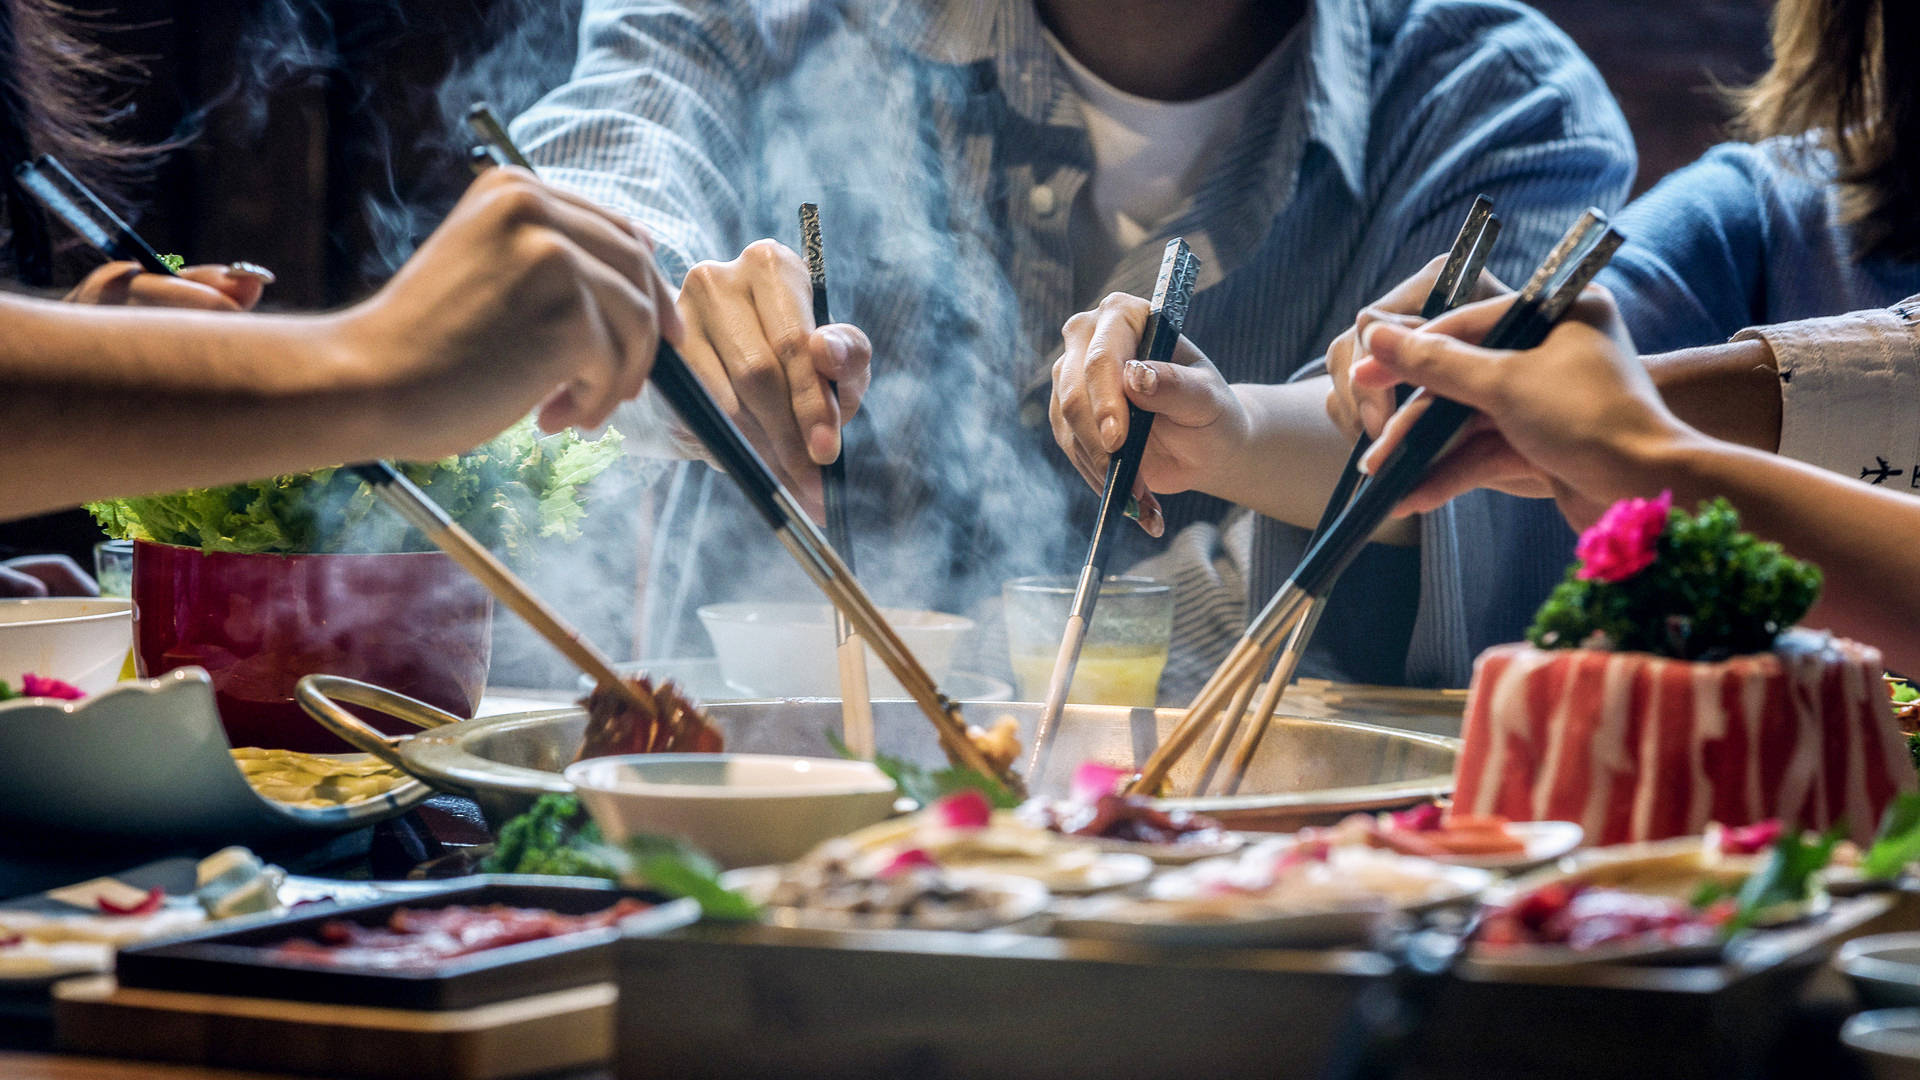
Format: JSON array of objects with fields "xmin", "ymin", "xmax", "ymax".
[{"xmin": 1003, "ymin": 576, "xmax": 1173, "ymax": 708}]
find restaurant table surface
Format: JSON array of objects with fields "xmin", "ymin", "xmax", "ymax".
[{"xmin": 0, "ymin": 1054, "xmax": 612, "ymax": 1079}]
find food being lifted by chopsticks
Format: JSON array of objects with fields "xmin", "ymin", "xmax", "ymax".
[
  {"xmin": 1130, "ymin": 207, "xmax": 1625, "ymax": 797},
  {"xmin": 1028, "ymin": 238, "xmax": 1200, "ymax": 780},
  {"xmin": 1186, "ymin": 196, "xmax": 1501, "ymax": 798},
  {"xmin": 801, "ymin": 202, "xmax": 876, "ymax": 760},
  {"xmin": 463, "ymin": 104, "xmax": 1014, "ymax": 788},
  {"xmin": 16, "ymin": 148, "xmax": 707, "ymax": 741}
]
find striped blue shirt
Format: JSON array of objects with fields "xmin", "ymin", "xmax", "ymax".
[{"xmin": 513, "ymin": 0, "xmax": 1633, "ymax": 695}]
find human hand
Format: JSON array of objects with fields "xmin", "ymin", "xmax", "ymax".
[
  {"xmin": 1324, "ymin": 253, "xmax": 1505, "ymax": 441},
  {"xmin": 65, "ymin": 261, "xmax": 274, "ymax": 311},
  {"xmin": 334, "ymin": 166, "xmax": 682, "ymax": 458},
  {"xmin": 1049, "ymin": 292, "xmax": 1249, "ymax": 537},
  {"xmin": 675, "ymin": 239, "xmax": 872, "ymax": 507},
  {"xmin": 1354, "ymin": 286, "xmax": 1691, "ymax": 530},
  {"xmin": 0, "ymin": 555, "xmax": 98, "ymax": 598}
]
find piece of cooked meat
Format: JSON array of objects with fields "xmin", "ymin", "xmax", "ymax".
[{"xmin": 574, "ymin": 676, "xmax": 724, "ymax": 761}]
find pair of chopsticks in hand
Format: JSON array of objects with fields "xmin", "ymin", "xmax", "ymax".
[
  {"xmin": 1129, "ymin": 201, "xmax": 1624, "ymax": 798},
  {"xmin": 12, "ymin": 149, "xmax": 667, "ymax": 719},
  {"xmin": 463, "ymin": 106, "xmax": 995, "ymax": 778}
]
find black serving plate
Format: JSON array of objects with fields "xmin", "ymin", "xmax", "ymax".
[{"xmin": 115, "ymin": 874, "xmax": 698, "ymax": 1011}]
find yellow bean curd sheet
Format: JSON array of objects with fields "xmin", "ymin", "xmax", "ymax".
[{"xmin": 229, "ymin": 748, "xmax": 408, "ymax": 808}]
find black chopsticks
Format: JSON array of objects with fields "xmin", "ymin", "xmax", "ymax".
[
  {"xmin": 1133, "ymin": 207, "xmax": 1623, "ymax": 795},
  {"xmin": 13, "ymin": 155, "xmax": 177, "ymax": 275},
  {"xmin": 1029, "ymin": 238, "xmax": 1200, "ymax": 778}
]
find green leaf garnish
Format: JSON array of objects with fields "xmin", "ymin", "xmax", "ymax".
[
  {"xmin": 1864, "ymin": 792, "xmax": 1920, "ymax": 880},
  {"xmin": 158, "ymin": 253, "xmax": 186, "ymax": 273},
  {"xmin": 826, "ymin": 730, "xmax": 1019, "ymax": 809},
  {"xmin": 618, "ymin": 835, "xmax": 760, "ymax": 921},
  {"xmin": 1726, "ymin": 825, "xmax": 1841, "ymax": 933}
]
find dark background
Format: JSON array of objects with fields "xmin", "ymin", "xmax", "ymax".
[{"xmin": 8, "ymin": 0, "xmax": 1776, "ymax": 675}]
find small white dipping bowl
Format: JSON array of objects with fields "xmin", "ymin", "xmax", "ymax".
[
  {"xmin": 699, "ymin": 602, "xmax": 972, "ymax": 698},
  {"xmin": 565, "ymin": 753, "xmax": 899, "ymax": 868},
  {"xmin": 1841, "ymin": 934, "xmax": 1920, "ymax": 1009},
  {"xmin": 1843, "ymin": 1009, "xmax": 1920, "ymax": 1080},
  {"xmin": 0, "ymin": 597, "xmax": 133, "ymax": 695}
]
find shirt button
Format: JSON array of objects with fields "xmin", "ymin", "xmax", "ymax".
[{"xmin": 1030, "ymin": 185, "xmax": 1058, "ymax": 217}]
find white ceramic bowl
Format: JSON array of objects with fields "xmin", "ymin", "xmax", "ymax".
[
  {"xmin": 565, "ymin": 753, "xmax": 899, "ymax": 868},
  {"xmin": 1841, "ymin": 934, "xmax": 1920, "ymax": 1009},
  {"xmin": 1843, "ymin": 1009, "xmax": 1920, "ymax": 1080},
  {"xmin": 698, "ymin": 602, "xmax": 973, "ymax": 698},
  {"xmin": 0, "ymin": 597, "xmax": 132, "ymax": 695}
]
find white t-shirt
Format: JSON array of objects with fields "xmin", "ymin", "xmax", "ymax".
[{"xmin": 1048, "ymin": 28, "xmax": 1298, "ymax": 299}]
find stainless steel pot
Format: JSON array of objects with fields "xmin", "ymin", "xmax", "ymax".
[{"xmin": 298, "ymin": 676, "xmax": 1459, "ymax": 832}]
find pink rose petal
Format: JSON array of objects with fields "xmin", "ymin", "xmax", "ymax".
[
  {"xmin": 1717, "ymin": 819, "xmax": 1783, "ymax": 856},
  {"xmin": 931, "ymin": 789, "xmax": 991, "ymax": 830},
  {"xmin": 1388, "ymin": 803, "xmax": 1445, "ymax": 833},
  {"xmin": 1574, "ymin": 490, "xmax": 1672, "ymax": 584},
  {"xmin": 21, "ymin": 673, "xmax": 85, "ymax": 701},
  {"xmin": 1070, "ymin": 761, "xmax": 1129, "ymax": 804},
  {"xmin": 877, "ymin": 848, "xmax": 939, "ymax": 878}
]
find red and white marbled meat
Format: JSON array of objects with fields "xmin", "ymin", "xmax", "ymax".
[{"xmin": 1454, "ymin": 631, "xmax": 1914, "ymax": 845}]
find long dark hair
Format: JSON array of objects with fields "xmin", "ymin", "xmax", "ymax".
[
  {"xmin": 0, "ymin": 0, "xmax": 150, "ymax": 286},
  {"xmin": 1736, "ymin": 0, "xmax": 1920, "ymax": 262}
]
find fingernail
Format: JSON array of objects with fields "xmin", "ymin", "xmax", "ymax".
[
  {"xmin": 825, "ymin": 328, "xmax": 850, "ymax": 369},
  {"xmin": 1359, "ymin": 448, "xmax": 1378, "ymax": 475},
  {"xmin": 1098, "ymin": 415, "xmax": 1121, "ymax": 450},
  {"xmin": 1140, "ymin": 499, "xmax": 1164, "ymax": 537},
  {"xmin": 225, "ymin": 261, "xmax": 276, "ymax": 284},
  {"xmin": 1361, "ymin": 322, "xmax": 1384, "ymax": 353},
  {"xmin": 1125, "ymin": 360, "xmax": 1158, "ymax": 395},
  {"xmin": 809, "ymin": 423, "xmax": 840, "ymax": 464}
]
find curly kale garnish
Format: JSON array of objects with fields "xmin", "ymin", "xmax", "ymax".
[{"xmin": 1528, "ymin": 498, "xmax": 1821, "ymax": 660}]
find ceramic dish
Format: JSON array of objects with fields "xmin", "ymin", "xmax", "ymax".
[
  {"xmin": 1433, "ymin": 820, "xmax": 1585, "ymax": 872},
  {"xmin": 725, "ymin": 865, "xmax": 1050, "ymax": 933},
  {"xmin": 1844, "ymin": 1009, "xmax": 1920, "ymax": 1080},
  {"xmin": 0, "ymin": 596, "xmax": 132, "ymax": 694},
  {"xmin": 0, "ymin": 668, "xmax": 430, "ymax": 842},
  {"xmin": 1841, "ymin": 934, "xmax": 1920, "ymax": 1009}
]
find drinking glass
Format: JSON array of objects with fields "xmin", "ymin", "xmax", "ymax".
[{"xmin": 1002, "ymin": 575, "xmax": 1172, "ymax": 707}]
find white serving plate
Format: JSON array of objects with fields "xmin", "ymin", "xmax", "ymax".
[
  {"xmin": 1428, "ymin": 821, "xmax": 1585, "ymax": 872},
  {"xmin": 724, "ymin": 865, "xmax": 1050, "ymax": 933},
  {"xmin": 0, "ymin": 667, "xmax": 430, "ymax": 842}
]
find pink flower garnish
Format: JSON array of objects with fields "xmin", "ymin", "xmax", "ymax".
[
  {"xmin": 1717, "ymin": 819, "xmax": 1783, "ymax": 855},
  {"xmin": 97, "ymin": 887, "xmax": 164, "ymax": 916},
  {"xmin": 1070, "ymin": 761, "xmax": 1129, "ymax": 804},
  {"xmin": 1574, "ymin": 490, "xmax": 1672, "ymax": 584},
  {"xmin": 931, "ymin": 789, "xmax": 991, "ymax": 830},
  {"xmin": 1388, "ymin": 803, "xmax": 1445, "ymax": 833},
  {"xmin": 877, "ymin": 848, "xmax": 939, "ymax": 878},
  {"xmin": 20, "ymin": 673, "xmax": 84, "ymax": 700},
  {"xmin": 1275, "ymin": 839, "xmax": 1331, "ymax": 871}
]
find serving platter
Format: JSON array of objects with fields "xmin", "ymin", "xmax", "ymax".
[{"xmin": 612, "ymin": 893, "xmax": 1894, "ymax": 1080}]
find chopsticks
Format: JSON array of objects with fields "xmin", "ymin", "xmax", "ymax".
[
  {"xmin": 14, "ymin": 150, "xmax": 663, "ymax": 716},
  {"xmin": 1185, "ymin": 197, "xmax": 1499, "ymax": 797},
  {"xmin": 1028, "ymin": 238, "xmax": 1200, "ymax": 778},
  {"xmin": 13, "ymin": 155, "xmax": 177, "ymax": 275},
  {"xmin": 464, "ymin": 104, "xmax": 1006, "ymax": 783},
  {"xmin": 801, "ymin": 202, "xmax": 876, "ymax": 759},
  {"xmin": 1131, "ymin": 207, "xmax": 1623, "ymax": 797}
]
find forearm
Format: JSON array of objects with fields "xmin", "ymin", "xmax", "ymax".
[
  {"xmin": 1645, "ymin": 337, "xmax": 1781, "ymax": 452},
  {"xmin": 1211, "ymin": 377, "xmax": 1419, "ymax": 544},
  {"xmin": 0, "ymin": 296, "xmax": 393, "ymax": 520},
  {"xmin": 1638, "ymin": 431, "xmax": 1920, "ymax": 672}
]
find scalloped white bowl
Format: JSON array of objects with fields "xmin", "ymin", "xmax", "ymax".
[
  {"xmin": 0, "ymin": 667, "xmax": 430, "ymax": 842},
  {"xmin": 0, "ymin": 597, "xmax": 132, "ymax": 695}
]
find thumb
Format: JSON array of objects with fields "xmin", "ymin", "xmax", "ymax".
[
  {"xmin": 1361, "ymin": 320, "xmax": 1507, "ymax": 412},
  {"xmin": 1122, "ymin": 357, "xmax": 1230, "ymax": 428}
]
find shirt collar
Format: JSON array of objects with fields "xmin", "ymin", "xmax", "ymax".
[{"xmin": 895, "ymin": 0, "xmax": 1373, "ymax": 198}]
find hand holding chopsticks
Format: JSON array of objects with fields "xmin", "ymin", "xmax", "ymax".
[
  {"xmin": 1133, "ymin": 207, "xmax": 1624, "ymax": 797},
  {"xmin": 465, "ymin": 105, "xmax": 1007, "ymax": 783}
]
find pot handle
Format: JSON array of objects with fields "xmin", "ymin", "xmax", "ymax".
[{"xmin": 295, "ymin": 674, "xmax": 463, "ymax": 770}]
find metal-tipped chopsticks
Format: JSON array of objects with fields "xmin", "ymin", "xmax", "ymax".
[
  {"xmin": 16, "ymin": 151, "xmax": 661, "ymax": 715},
  {"xmin": 1027, "ymin": 238, "xmax": 1200, "ymax": 779},
  {"xmin": 465, "ymin": 104, "xmax": 1005, "ymax": 782},
  {"xmin": 13, "ymin": 155, "xmax": 177, "ymax": 275},
  {"xmin": 801, "ymin": 202, "xmax": 876, "ymax": 758},
  {"xmin": 1185, "ymin": 197, "xmax": 1500, "ymax": 796},
  {"xmin": 1131, "ymin": 208, "xmax": 1623, "ymax": 796}
]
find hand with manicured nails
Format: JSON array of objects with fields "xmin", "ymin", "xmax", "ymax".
[
  {"xmin": 1048, "ymin": 291, "xmax": 1251, "ymax": 537},
  {"xmin": 675, "ymin": 238, "xmax": 872, "ymax": 509},
  {"xmin": 334, "ymin": 166, "xmax": 683, "ymax": 458},
  {"xmin": 1323, "ymin": 252, "xmax": 1506, "ymax": 442},
  {"xmin": 0, "ymin": 555, "xmax": 97, "ymax": 598},
  {"xmin": 1353, "ymin": 285, "xmax": 1690, "ymax": 530},
  {"xmin": 66, "ymin": 261, "xmax": 275, "ymax": 311}
]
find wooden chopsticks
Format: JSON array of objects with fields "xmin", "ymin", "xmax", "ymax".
[
  {"xmin": 464, "ymin": 105, "xmax": 1005, "ymax": 782},
  {"xmin": 1185, "ymin": 197, "xmax": 1500, "ymax": 797},
  {"xmin": 1131, "ymin": 207, "xmax": 1624, "ymax": 797},
  {"xmin": 1028, "ymin": 238, "xmax": 1200, "ymax": 779},
  {"xmin": 15, "ymin": 148, "xmax": 661, "ymax": 716},
  {"xmin": 801, "ymin": 202, "xmax": 877, "ymax": 759}
]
